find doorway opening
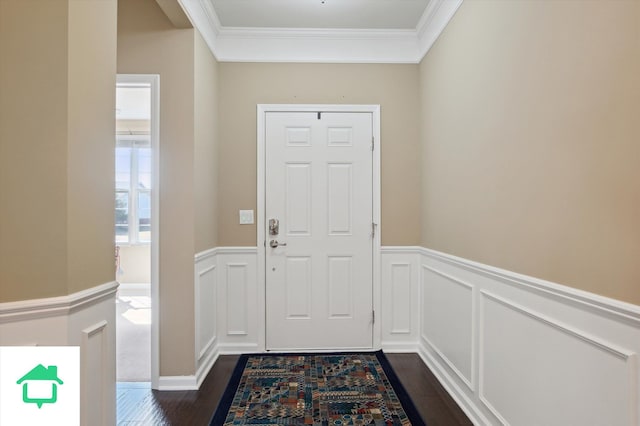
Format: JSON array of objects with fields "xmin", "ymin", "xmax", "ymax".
[{"xmin": 115, "ymin": 75, "xmax": 159, "ymax": 388}]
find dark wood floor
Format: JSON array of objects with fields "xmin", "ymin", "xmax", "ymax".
[{"xmin": 117, "ymin": 353, "xmax": 472, "ymax": 425}]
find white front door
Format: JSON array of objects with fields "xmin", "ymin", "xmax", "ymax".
[{"xmin": 265, "ymin": 111, "xmax": 374, "ymax": 350}]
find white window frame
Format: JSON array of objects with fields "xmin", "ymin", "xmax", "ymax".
[{"xmin": 116, "ymin": 134, "xmax": 151, "ymax": 245}]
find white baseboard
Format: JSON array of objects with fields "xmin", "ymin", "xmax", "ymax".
[
  {"xmin": 157, "ymin": 375, "xmax": 199, "ymax": 391},
  {"xmin": 417, "ymin": 341, "xmax": 490, "ymax": 425},
  {"xmin": 218, "ymin": 343, "xmax": 261, "ymax": 354},
  {"xmin": 380, "ymin": 341, "xmax": 420, "ymax": 353},
  {"xmin": 196, "ymin": 339, "xmax": 220, "ymax": 389}
]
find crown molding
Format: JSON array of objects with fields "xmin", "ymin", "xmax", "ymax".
[
  {"xmin": 416, "ymin": 0, "xmax": 463, "ymax": 60},
  {"xmin": 178, "ymin": 0, "xmax": 463, "ymax": 63}
]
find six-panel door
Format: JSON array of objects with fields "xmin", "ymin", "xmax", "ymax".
[{"xmin": 265, "ymin": 112, "xmax": 374, "ymax": 350}]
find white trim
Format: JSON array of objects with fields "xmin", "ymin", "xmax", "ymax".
[
  {"xmin": 194, "ymin": 247, "xmax": 216, "ymax": 262},
  {"xmin": 177, "ymin": 0, "xmax": 463, "ymax": 63},
  {"xmin": 418, "ymin": 342, "xmax": 492, "ymax": 425},
  {"xmin": 193, "ymin": 246, "xmax": 221, "ymax": 389},
  {"xmin": 0, "ymin": 281, "xmax": 118, "ymax": 323},
  {"xmin": 389, "ymin": 262, "xmax": 413, "ymax": 334},
  {"xmin": 381, "ymin": 246, "xmax": 640, "ymax": 324},
  {"xmin": 477, "ymin": 290, "xmax": 638, "ymax": 425},
  {"xmin": 195, "ymin": 263, "xmax": 216, "ymax": 359},
  {"xmin": 194, "ymin": 246, "xmax": 258, "ymax": 263},
  {"xmin": 482, "ymin": 290, "xmax": 635, "ymax": 360},
  {"xmin": 157, "ymin": 375, "xmax": 199, "ymax": 391},
  {"xmin": 195, "ymin": 341, "xmax": 219, "ymax": 389},
  {"xmin": 116, "ymin": 74, "xmax": 160, "ymax": 389},
  {"xmin": 0, "ymin": 283, "xmax": 117, "ymax": 424},
  {"xmin": 217, "ymin": 343, "xmax": 261, "ymax": 354},
  {"xmin": 381, "ymin": 341, "xmax": 421, "ymax": 353},
  {"xmin": 198, "ymin": 335, "xmax": 216, "ymax": 361},
  {"xmin": 258, "ymin": 105, "xmax": 381, "ymax": 352},
  {"xmin": 420, "ymin": 247, "xmax": 640, "ymax": 325},
  {"xmin": 421, "ymin": 264, "xmax": 475, "ymax": 392},
  {"xmin": 417, "ymin": 246, "xmax": 640, "ymax": 425},
  {"xmin": 415, "ymin": 0, "xmax": 464, "ymax": 60},
  {"xmin": 82, "ymin": 320, "xmax": 108, "ymax": 338}
]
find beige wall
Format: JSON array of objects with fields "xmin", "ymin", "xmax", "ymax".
[
  {"xmin": 118, "ymin": 0, "xmax": 218, "ymax": 375},
  {"xmin": 194, "ymin": 31, "xmax": 219, "ymax": 252},
  {"xmin": 118, "ymin": 0, "xmax": 196, "ymax": 375},
  {"xmin": 420, "ymin": 0, "xmax": 640, "ymax": 304},
  {"xmin": 218, "ymin": 63, "xmax": 421, "ymax": 246},
  {"xmin": 0, "ymin": 0, "xmax": 117, "ymax": 302},
  {"xmin": 67, "ymin": 0, "xmax": 119, "ymax": 294}
]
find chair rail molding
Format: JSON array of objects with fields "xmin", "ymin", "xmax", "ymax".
[{"xmin": 0, "ymin": 281, "xmax": 118, "ymax": 426}]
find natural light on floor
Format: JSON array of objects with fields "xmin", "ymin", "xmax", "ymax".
[{"xmin": 119, "ymin": 296, "xmax": 151, "ymax": 325}]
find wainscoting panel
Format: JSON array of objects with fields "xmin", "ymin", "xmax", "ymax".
[
  {"xmin": 190, "ymin": 247, "xmax": 260, "ymax": 389},
  {"xmin": 215, "ymin": 248, "xmax": 259, "ymax": 353},
  {"xmin": 421, "ymin": 264, "xmax": 474, "ymax": 391},
  {"xmin": 226, "ymin": 263, "xmax": 249, "ymax": 335},
  {"xmin": 0, "ymin": 281, "xmax": 118, "ymax": 426},
  {"xmin": 80, "ymin": 320, "xmax": 108, "ymax": 426},
  {"xmin": 418, "ymin": 248, "xmax": 640, "ymax": 426},
  {"xmin": 194, "ymin": 249, "xmax": 218, "ymax": 386},
  {"xmin": 480, "ymin": 290, "xmax": 635, "ymax": 425},
  {"xmin": 380, "ymin": 248, "xmax": 421, "ymax": 351},
  {"xmin": 191, "ymin": 245, "xmax": 640, "ymax": 424}
]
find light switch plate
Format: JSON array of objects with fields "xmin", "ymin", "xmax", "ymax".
[{"xmin": 239, "ymin": 209, "xmax": 254, "ymax": 225}]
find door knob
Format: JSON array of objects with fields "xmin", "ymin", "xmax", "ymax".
[{"xmin": 269, "ymin": 239, "xmax": 287, "ymax": 248}]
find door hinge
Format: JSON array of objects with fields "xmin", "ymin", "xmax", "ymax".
[
  {"xmin": 371, "ymin": 222, "xmax": 377, "ymax": 238},
  {"xmin": 372, "ymin": 310, "xmax": 375, "ymax": 324},
  {"xmin": 371, "ymin": 136, "xmax": 375, "ymax": 151}
]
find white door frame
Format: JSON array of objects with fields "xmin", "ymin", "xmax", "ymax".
[
  {"xmin": 116, "ymin": 74, "xmax": 160, "ymax": 388},
  {"xmin": 257, "ymin": 104, "xmax": 381, "ymax": 351}
]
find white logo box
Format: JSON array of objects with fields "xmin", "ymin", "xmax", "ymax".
[{"xmin": 0, "ymin": 347, "xmax": 80, "ymax": 426}]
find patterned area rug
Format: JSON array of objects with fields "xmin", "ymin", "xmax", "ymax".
[{"xmin": 210, "ymin": 351, "xmax": 425, "ymax": 425}]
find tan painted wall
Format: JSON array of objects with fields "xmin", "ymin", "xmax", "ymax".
[
  {"xmin": 67, "ymin": 0, "xmax": 119, "ymax": 294},
  {"xmin": 118, "ymin": 0, "xmax": 218, "ymax": 375},
  {"xmin": 218, "ymin": 63, "xmax": 421, "ymax": 246},
  {"xmin": 117, "ymin": 245, "xmax": 151, "ymax": 284},
  {"xmin": 118, "ymin": 0, "xmax": 196, "ymax": 375},
  {"xmin": 194, "ymin": 31, "xmax": 219, "ymax": 252},
  {"xmin": 420, "ymin": 0, "xmax": 640, "ymax": 304},
  {"xmin": 0, "ymin": 0, "xmax": 116, "ymax": 302}
]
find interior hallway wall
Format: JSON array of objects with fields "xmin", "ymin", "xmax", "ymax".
[
  {"xmin": 118, "ymin": 0, "xmax": 219, "ymax": 376},
  {"xmin": 217, "ymin": 63, "xmax": 421, "ymax": 247},
  {"xmin": 194, "ymin": 31, "xmax": 219, "ymax": 252},
  {"xmin": 419, "ymin": 0, "xmax": 640, "ymax": 304},
  {"xmin": 0, "ymin": 0, "xmax": 117, "ymax": 302}
]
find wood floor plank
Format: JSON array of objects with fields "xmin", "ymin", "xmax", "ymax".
[{"xmin": 117, "ymin": 353, "xmax": 471, "ymax": 425}]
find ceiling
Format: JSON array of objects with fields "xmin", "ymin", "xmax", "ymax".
[
  {"xmin": 178, "ymin": 0, "xmax": 463, "ymax": 63},
  {"xmin": 210, "ymin": 0, "xmax": 430, "ymax": 30}
]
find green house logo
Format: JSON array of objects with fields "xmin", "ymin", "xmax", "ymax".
[{"xmin": 16, "ymin": 364, "xmax": 64, "ymax": 408}]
